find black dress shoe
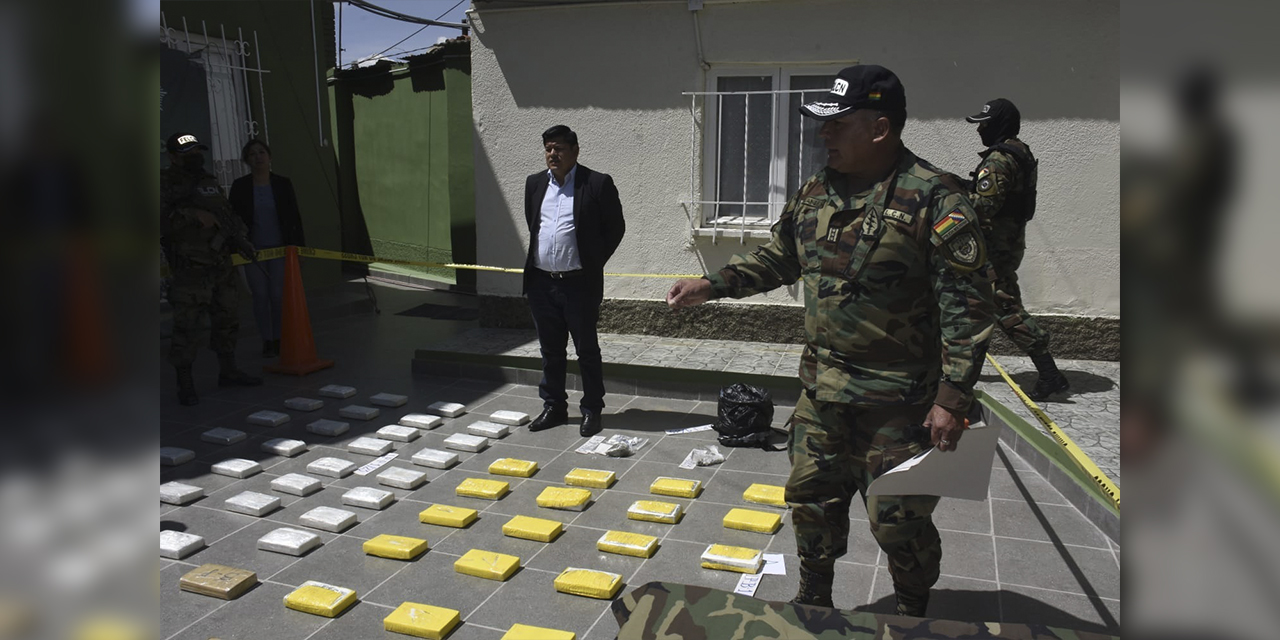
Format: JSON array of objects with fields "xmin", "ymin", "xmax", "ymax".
[
  {"xmin": 528, "ymin": 407, "xmax": 569, "ymax": 432},
  {"xmin": 579, "ymin": 410, "xmax": 603, "ymax": 437}
]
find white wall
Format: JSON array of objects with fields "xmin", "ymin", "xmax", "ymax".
[{"xmin": 469, "ymin": 0, "xmax": 1119, "ymax": 317}]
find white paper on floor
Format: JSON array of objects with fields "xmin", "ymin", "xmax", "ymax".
[
  {"xmin": 376, "ymin": 425, "xmax": 420, "ymax": 442},
  {"xmin": 733, "ymin": 572, "xmax": 763, "ymax": 597},
  {"xmin": 443, "ymin": 433, "xmax": 489, "ymax": 452},
  {"xmin": 306, "ymin": 419, "xmax": 350, "ymax": 437},
  {"xmin": 246, "ymin": 410, "xmax": 290, "ymax": 427},
  {"xmin": 261, "ymin": 438, "xmax": 307, "ymax": 457},
  {"xmin": 576, "ymin": 434, "xmax": 649, "ymax": 457},
  {"xmin": 318, "ymin": 385, "xmax": 357, "ymax": 399},
  {"xmin": 160, "ymin": 481, "xmax": 204, "ymax": 505},
  {"xmin": 224, "ymin": 491, "xmax": 281, "ymax": 516},
  {"xmin": 160, "ymin": 530, "xmax": 205, "ymax": 559},
  {"xmin": 369, "ymin": 393, "xmax": 408, "ymax": 408},
  {"xmin": 665, "ymin": 424, "xmax": 714, "ymax": 435},
  {"xmin": 342, "ymin": 486, "xmax": 395, "ymax": 510},
  {"xmin": 489, "ymin": 410, "xmax": 529, "ymax": 426},
  {"xmin": 425, "ymin": 401, "xmax": 466, "ymax": 418},
  {"xmin": 338, "ymin": 405, "xmax": 380, "ymax": 421},
  {"xmin": 348, "ymin": 437, "xmax": 394, "ymax": 456},
  {"xmin": 761, "ymin": 554, "xmax": 786, "ymax": 575},
  {"xmin": 257, "ymin": 527, "xmax": 321, "ymax": 556},
  {"xmin": 271, "ymin": 473, "xmax": 323, "ymax": 496},
  {"xmin": 411, "ymin": 448, "xmax": 459, "ymax": 469},
  {"xmin": 285, "ymin": 397, "xmax": 324, "ymax": 412},
  {"xmin": 377, "ymin": 466, "xmax": 426, "ymax": 489},
  {"xmin": 307, "ymin": 457, "xmax": 356, "ymax": 478},
  {"xmin": 201, "ymin": 428, "xmax": 246, "ymax": 445},
  {"xmin": 211, "ymin": 458, "xmax": 261, "ymax": 478},
  {"xmin": 466, "ymin": 422, "xmax": 509, "ymax": 439},
  {"xmin": 298, "ymin": 506, "xmax": 357, "ymax": 532},
  {"xmin": 399, "ymin": 414, "xmax": 442, "ymax": 430},
  {"xmin": 353, "ymin": 453, "xmax": 398, "ymax": 476},
  {"xmin": 160, "ymin": 447, "xmax": 195, "ymax": 466}
]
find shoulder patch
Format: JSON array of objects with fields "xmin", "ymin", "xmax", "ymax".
[
  {"xmin": 939, "ymin": 229, "xmax": 984, "ymax": 273},
  {"xmin": 932, "ymin": 209, "xmax": 969, "ymax": 240}
]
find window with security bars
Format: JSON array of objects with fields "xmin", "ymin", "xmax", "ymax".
[{"xmin": 684, "ymin": 69, "xmax": 839, "ymax": 237}]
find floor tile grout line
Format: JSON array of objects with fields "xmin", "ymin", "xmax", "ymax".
[
  {"xmin": 990, "ymin": 482, "xmax": 1004, "ymax": 623},
  {"xmin": 999, "ymin": 581, "xmax": 1121, "ymax": 602},
  {"xmin": 165, "ymin": 600, "xmax": 232, "ymax": 640}
]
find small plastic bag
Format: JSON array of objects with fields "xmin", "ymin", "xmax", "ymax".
[
  {"xmin": 604, "ymin": 435, "xmax": 649, "ymax": 457},
  {"xmin": 679, "ymin": 445, "xmax": 726, "ymax": 469}
]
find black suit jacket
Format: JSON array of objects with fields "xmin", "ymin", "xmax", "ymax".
[
  {"xmin": 229, "ymin": 173, "xmax": 307, "ymax": 247},
  {"xmin": 522, "ymin": 164, "xmax": 625, "ymax": 297}
]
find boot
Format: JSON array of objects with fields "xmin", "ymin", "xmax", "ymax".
[
  {"xmin": 895, "ymin": 588, "xmax": 929, "ymax": 617},
  {"xmin": 218, "ymin": 353, "xmax": 263, "ymax": 388},
  {"xmin": 176, "ymin": 366, "xmax": 199, "ymax": 406},
  {"xmin": 789, "ymin": 560, "xmax": 835, "ymax": 608},
  {"xmin": 1027, "ymin": 352, "xmax": 1069, "ymax": 400}
]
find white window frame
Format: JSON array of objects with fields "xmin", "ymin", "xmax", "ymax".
[{"xmin": 684, "ymin": 65, "xmax": 844, "ymax": 243}]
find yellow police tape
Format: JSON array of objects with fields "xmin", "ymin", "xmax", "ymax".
[
  {"xmin": 985, "ymin": 354, "xmax": 1120, "ymax": 511},
  {"xmin": 228, "ymin": 245, "xmax": 702, "ymax": 279}
]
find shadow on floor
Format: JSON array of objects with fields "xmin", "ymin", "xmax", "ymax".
[
  {"xmin": 860, "ymin": 588, "xmax": 1119, "ymax": 636},
  {"xmin": 978, "ymin": 369, "xmax": 1116, "ymax": 401}
]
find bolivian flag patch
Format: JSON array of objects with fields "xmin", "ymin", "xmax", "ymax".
[
  {"xmin": 868, "ymin": 91, "xmax": 882, "ymax": 100},
  {"xmin": 932, "ymin": 210, "xmax": 968, "ymax": 240}
]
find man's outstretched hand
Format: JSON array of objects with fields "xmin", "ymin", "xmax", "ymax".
[{"xmin": 666, "ymin": 278, "xmax": 713, "ymax": 309}]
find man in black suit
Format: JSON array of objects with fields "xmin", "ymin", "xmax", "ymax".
[{"xmin": 523, "ymin": 125, "xmax": 625, "ymax": 437}]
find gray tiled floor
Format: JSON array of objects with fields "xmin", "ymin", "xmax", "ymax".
[{"xmin": 161, "ymin": 283, "xmax": 1120, "ymax": 639}]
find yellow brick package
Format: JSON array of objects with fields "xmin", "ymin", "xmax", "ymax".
[
  {"xmin": 455, "ymin": 477, "xmax": 511, "ymax": 500},
  {"xmin": 742, "ymin": 483, "xmax": 787, "ymax": 507},
  {"xmin": 502, "ymin": 623, "xmax": 577, "ymax": 640},
  {"xmin": 722, "ymin": 508, "xmax": 782, "ymax": 534},
  {"xmin": 454, "ymin": 549, "xmax": 521, "ymax": 581},
  {"xmin": 283, "ymin": 581, "xmax": 357, "ymax": 617},
  {"xmin": 362, "ymin": 534, "xmax": 429, "ymax": 560},
  {"xmin": 418, "ymin": 504, "xmax": 478, "ymax": 528},
  {"xmin": 649, "ymin": 477, "xmax": 703, "ymax": 499},
  {"xmin": 626, "ymin": 500, "xmax": 682, "ymax": 524},
  {"xmin": 502, "ymin": 515, "xmax": 563, "ymax": 542},
  {"xmin": 564, "ymin": 468, "xmax": 616, "ymax": 489},
  {"xmin": 383, "ymin": 602, "xmax": 460, "ymax": 639},
  {"xmin": 596, "ymin": 530, "xmax": 658, "ymax": 558},
  {"xmin": 700, "ymin": 544, "xmax": 763, "ymax": 574},
  {"xmin": 553, "ymin": 567, "xmax": 623, "ymax": 599},
  {"xmin": 535, "ymin": 486, "xmax": 592, "ymax": 511},
  {"xmin": 178, "ymin": 564, "xmax": 257, "ymax": 600},
  {"xmin": 488, "ymin": 458, "xmax": 539, "ymax": 478}
]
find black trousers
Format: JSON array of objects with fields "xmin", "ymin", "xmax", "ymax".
[{"xmin": 526, "ymin": 269, "xmax": 605, "ymax": 413}]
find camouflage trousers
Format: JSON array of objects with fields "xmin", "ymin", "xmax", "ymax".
[
  {"xmin": 168, "ymin": 266, "xmax": 240, "ymax": 368},
  {"xmin": 786, "ymin": 393, "xmax": 941, "ymax": 603},
  {"xmin": 994, "ymin": 269, "xmax": 1050, "ymax": 356}
]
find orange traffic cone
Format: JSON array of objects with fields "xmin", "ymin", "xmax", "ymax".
[{"xmin": 264, "ymin": 246, "xmax": 334, "ymax": 376}]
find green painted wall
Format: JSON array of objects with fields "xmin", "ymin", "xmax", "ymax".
[
  {"xmin": 160, "ymin": 1, "xmax": 343, "ymax": 288},
  {"xmin": 329, "ymin": 47, "xmax": 475, "ymax": 290}
]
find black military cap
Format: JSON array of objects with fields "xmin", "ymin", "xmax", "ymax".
[
  {"xmin": 798, "ymin": 65, "xmax": 907, "ymax": 121},
  {"xmin": 966, "ymin": 98, "xmax": 1019, "ymax": 123},
  {"xmin": 166, "ymin": 131, "xmax": 209, "ymax": 153}
]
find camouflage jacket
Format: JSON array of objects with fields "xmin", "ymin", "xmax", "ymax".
[
  {"xmin": 705, "ymin": 148, "xmax": 996, "ymax": 412},
  {"xmin": 160, "ymin": 165, "xmax": 247, "ymax": 269},
  {"xmin": 969, "ymin": 138, "xmax": 1037, "ymax": 269}
]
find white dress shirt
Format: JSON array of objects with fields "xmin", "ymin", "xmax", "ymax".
[{"xmin": 535, "ymin": 165, "xmax": 583, "ymax": 272}]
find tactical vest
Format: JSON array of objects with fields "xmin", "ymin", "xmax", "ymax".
[{"xmin": 976, "ymin": 140, "xmax": 1038, "ymax": 222}]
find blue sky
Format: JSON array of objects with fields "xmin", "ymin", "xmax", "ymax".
[{"xmin": 335, "ymin": 1, "xmax": 471, "ymax": 66}]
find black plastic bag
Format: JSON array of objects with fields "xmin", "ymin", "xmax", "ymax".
[{"xmin": 714, "ymin": 383, "xmax": 782, "ymax": 450}]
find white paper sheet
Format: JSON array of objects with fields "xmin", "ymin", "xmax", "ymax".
[{"xmin": 865, "ymin": 423, "xmax": 1000, "ymax": 501}]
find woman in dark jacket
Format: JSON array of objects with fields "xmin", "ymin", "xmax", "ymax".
[{"xmin": 229, "ymin": 139, "xmax": 306, "ymax": 357}]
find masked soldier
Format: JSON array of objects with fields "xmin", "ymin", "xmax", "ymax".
[
  {"xmin": 162, "ymin": 132, "xmax": 262, "ymax": 405},
  {"xmin": 966, "ymin": 99, "xmax": 1069, "ymax": 400}
]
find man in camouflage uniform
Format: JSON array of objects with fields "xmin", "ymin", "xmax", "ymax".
[
  {"xmin": 162, "ymin": 132, "xmax": 262, "ymax": 405},
  {"xmin": 668, "ymin": 66, "xmax": 995, "ymax": 617},
  {"xmin": 966, "ymin": 99, "xmax": 1069, "ymax": 400}
]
